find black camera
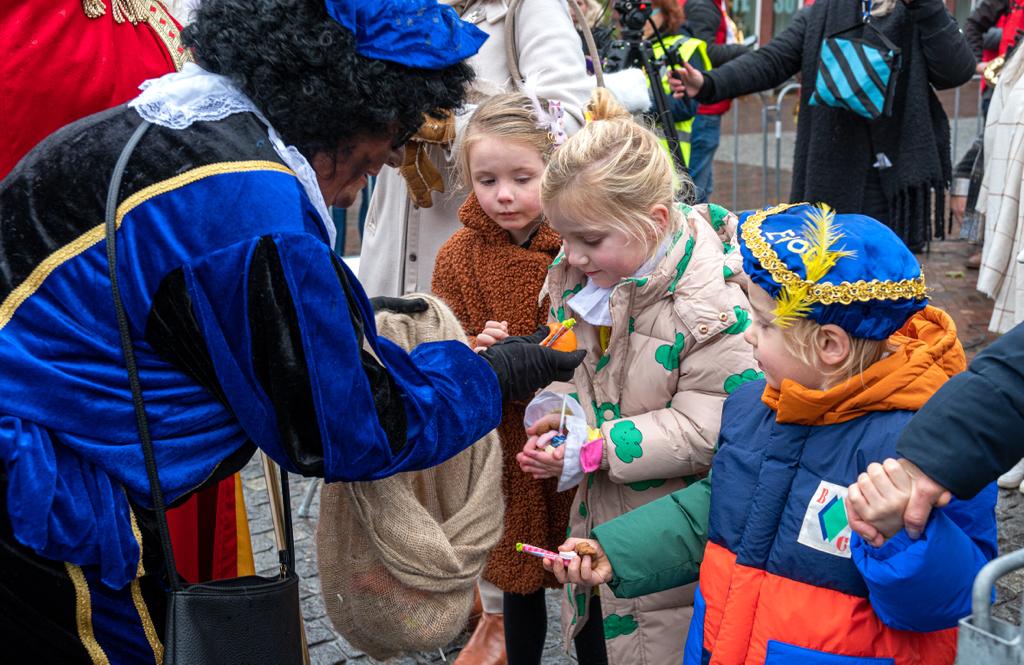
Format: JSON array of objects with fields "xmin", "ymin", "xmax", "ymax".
[{"xmin": 614, "ymin": 0, "xmax": 654, "ymax": 33}]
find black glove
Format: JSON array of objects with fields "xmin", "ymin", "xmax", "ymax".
[
  {"xmin": 369, "ymin": 296, "xmax": 429, "ymax": 315},
  {"xmin": 478, "ymin": 326, "xmax": 587, "ymax": 402}
]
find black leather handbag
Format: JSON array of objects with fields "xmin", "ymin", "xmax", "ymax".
[{"xmin": 105, "ymin": 121, "xmax": 306, "ymax": 665}]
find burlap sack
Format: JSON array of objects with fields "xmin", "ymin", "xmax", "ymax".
[{"xmin": 316, "ymin": 294, "xmax": 503, "ymax": 660}]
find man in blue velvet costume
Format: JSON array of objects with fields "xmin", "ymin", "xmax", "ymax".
[{"xmin": 0, "ymin": 0, "xmax": 584, "ymax": 660}]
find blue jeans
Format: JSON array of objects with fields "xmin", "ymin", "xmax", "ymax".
[{"xmin": 689, "ymin": 114, "xmax": 722, "ymax": 204}]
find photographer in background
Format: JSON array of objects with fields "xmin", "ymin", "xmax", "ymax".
[
  {"xmin": 604, "ymin": 0, "xmax": 712, "ymax": 174},
  {"xmin": 682, "ymin": 0, "xmax": 753, "ymax": 202}
]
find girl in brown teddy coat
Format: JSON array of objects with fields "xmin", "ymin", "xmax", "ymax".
[{"xmin": 432, "ymin": 92, "xmax": 607, "ymax": 664}]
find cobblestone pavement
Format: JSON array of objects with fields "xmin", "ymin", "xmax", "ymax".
[{"xmin": 245, "ymin": 239, "xmax": 1018, "ymax": 664}]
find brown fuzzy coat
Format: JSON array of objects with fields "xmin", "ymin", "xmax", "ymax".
[{"xmin": 432, "ymin": 193, "xmax": 574, "ymax": 594}]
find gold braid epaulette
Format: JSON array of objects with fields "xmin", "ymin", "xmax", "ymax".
[
  {"xmin": 81, "ymin": 1, "xmax": 193, "ymax": 72},
  {"xmin": 742, "ymin": 202, "xmax": 928, "ymax": 306},
  {"xmin": 81, "ymin": 0, "xmax": 150, "ymax": 24}
]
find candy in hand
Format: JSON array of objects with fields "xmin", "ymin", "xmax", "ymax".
[
  {"xmin": 540, "ymin": 319, "xmax": 577, "ymax": 351},
  {"xmin": 574, "ymin": 542, "xmax": 598, "ymax": 557}
]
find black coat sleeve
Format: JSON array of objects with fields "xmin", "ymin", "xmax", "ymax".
[
  {"xmin": 907, "ymin": 0, "xmax": 977, "ymax": 89},
  {"xmin": 953, "ymin": 136, "xmax": 982, "ymax": 180},
  {"xmin": 964, "ymin": 0, "xmax": 1008, "ymax": 60},
  {"xmin": 696, "ymin": 7, "xmax": 806, "ymax": 104},
  {"xmin": 683, "ymin": 0, "xmax": 750, "ymax": 67},
  {"xmin": 897, "ymin": 321, "xmax": 1024, "ymax": 499}
]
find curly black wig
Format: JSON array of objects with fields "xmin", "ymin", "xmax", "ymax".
[{"xmin": 182, "ymin": 0, "xmax": 476, "ymax": 159}]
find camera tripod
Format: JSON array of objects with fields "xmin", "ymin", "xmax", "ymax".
[{"xmin": 603, "ymin": 1, "xmax": 689, "ymax": 174}]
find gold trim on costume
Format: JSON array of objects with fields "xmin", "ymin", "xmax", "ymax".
[
  {"xmin": 235, "ymin": 475, "xmax": 256, "ymax": 577},
  {"xmin": 80, "ymin": 1, "xmax": 193, "ymax": 71},
  {"xmin": 82, "ymin": 0, "xmax": 107, "ymax": 18},
  {"xmin": 741, "ymin": 202, "xmax": 928, "ymax": 309},
  {"xmin": 112, "ymin": 0, "xmax": 151, "ymax": 24},
  {"xmin": 65, "ymin": 563, "xmax": 112, "ymax": 665},
  {"xmin": 142, "ymin": 2, "xmax": 194, "ymax": 72},
  {"xmin": 0, "ymin": 160, "xmax": 294, "ymax": 332},
  {"xmin": 129, "ymin": 509, "xmax": 164, "ymax": 664}
]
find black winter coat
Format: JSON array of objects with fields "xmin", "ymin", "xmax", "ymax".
[
  {"xmin": 682, "ymin": 0, "xmax": 749, "ymax": 67},
  {"xmin": 898, "ymin": 321, "xmax": 1024, "ymax": 499},
  {"xmin": 697, "ymin": 0, "xmax": 974, "ymax": 107},
  {"xmin": 695, "ymin": 0, "xmax": 974, "ymax": 248},
  {"xmin": 965, "ymin": 0, "xmax": 1010, "ymax": 59}
]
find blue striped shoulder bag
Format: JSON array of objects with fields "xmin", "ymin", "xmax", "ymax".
[{"xmin": 808, "ymin": 18, "xmax": 902, "ymax": 120}]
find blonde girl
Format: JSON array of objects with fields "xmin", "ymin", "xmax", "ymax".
[
  {"xmin": 516, "ymin": 89, "xmax": 759, "ymax": 665},
  {"xmin": 432, "ymin": 92, "xmax": 606, "ymax": 665}
]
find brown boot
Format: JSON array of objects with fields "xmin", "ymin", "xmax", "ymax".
[
  {"xmin": 453, "ymin": 612, "xmax": 507, "ymax": 665},
  {"xmin": 966, "ymin": 251, "xmax": 982, "ymax": 270}
]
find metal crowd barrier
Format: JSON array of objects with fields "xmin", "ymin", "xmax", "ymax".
[
  {"xmin": 955, "ymin": 548, "xmax": 1024, "ymax": 664},
  {"xmin": 761, "ymin": 82, "xmax": 801, "ymax": 206}
]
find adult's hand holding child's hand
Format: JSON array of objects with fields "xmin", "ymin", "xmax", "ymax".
[
  {"xmin": 847, "ymin": 458, "xmax": 951, "ymax": 546},
  {"xmin": 542, "ymin": 538, "xmax": 612, "ymax": 587},
  {"xmin": 847, "ymin": 459, "xmax": 913, "ymax": 546}
]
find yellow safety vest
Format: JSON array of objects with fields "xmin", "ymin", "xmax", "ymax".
[{"xmin": 650, "ymin": 35, "xmax": 712, "ymax": 167}]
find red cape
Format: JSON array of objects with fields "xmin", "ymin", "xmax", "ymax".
[{"xmin": 0, "ymin": 0, "xmax": 187, "ymax": 178}]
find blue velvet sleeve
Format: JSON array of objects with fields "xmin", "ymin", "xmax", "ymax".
[
  {"xmin": 851, "ymin": 483, "xmax": 998, "ymax": 632},
  {"xmin": 184, "ymin": 230, "xmax": 502, "ymax": 482}
]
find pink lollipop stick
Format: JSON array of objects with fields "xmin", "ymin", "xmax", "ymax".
[{"xmin": 516, "ymin": 542, "xmax": 577, "ymax": 565}]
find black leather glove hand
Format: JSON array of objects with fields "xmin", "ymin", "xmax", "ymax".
[
  {"xmin": 479, "ymin": 326, "xmax": 587, "ymax": 402},
  {"xmin": 369, "ymin": 296, "xmax": 429, "ymax": 315}
]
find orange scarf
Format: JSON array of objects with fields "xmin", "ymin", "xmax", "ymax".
[{"xmin": 762, "ymin": 307, "xmax": 965, "ymax": 425}]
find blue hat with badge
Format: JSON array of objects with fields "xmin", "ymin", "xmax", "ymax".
[
  {"xmin": 738, "ymin": 202, "xmax": 928, "ymax": 340},
  {"xmin": 325, "ymin": 0, "xmax": 488, "ymax": 69}
]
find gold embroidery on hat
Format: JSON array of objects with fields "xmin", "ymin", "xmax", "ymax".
[{"xmin": 742, "ymin": 202, "xmax": 928, "ymax": 326}]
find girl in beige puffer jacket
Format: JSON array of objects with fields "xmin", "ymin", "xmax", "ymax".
[{"xmin": 516, "ymin": 89, "xmax": 759, "ymax": 665}]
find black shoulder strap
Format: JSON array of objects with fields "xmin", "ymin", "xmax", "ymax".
[
  {"xmin": 104, "ymin": 120, "xmax": 182, "ymax": 589},
  {"xmin": 104, "ymin": 120, "xmax": 294, "ymax": 588}
]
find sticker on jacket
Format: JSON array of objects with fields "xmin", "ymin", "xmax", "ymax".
[{"xmin": 797, "ymin": 480, "xmax": 852, "ymax": 558}]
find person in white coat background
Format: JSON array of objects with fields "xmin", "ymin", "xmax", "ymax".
[{"xmin": 358, "ymin": 0, "xmax": 594, "ymax": 300}]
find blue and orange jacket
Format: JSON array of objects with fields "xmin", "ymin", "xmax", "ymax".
[{"xmin": 684, "ymin": 307, "xmax": 999, "ymax": 665}]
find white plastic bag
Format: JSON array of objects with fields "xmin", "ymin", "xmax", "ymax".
[{"xmin": 524, "ymin": 391, "xmax": 589, "ymax": 491}]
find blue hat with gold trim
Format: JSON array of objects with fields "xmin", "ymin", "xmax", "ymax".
[
  {"xmin": 738, "ymin": 203, "xmax": 928, "ymax": 340},
  {"xmin": 325, "ymin": 0, "xmax": 488, "ymax": 69}
]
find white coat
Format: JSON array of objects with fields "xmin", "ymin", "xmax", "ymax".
[{"xmin": 358, "ymin": 0, "xmax": 594, "ymax": 297}]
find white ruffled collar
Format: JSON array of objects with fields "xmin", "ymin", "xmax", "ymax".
[{"xmin": 129, "ymin": 63, "xmax": 337, "ymax": 248}]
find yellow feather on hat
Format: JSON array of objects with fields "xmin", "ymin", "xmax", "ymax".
[{"xmin": 774, "ymin": 204, "xmax": 856, "ymax": 327}]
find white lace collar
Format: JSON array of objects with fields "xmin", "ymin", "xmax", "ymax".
[{"xmin": 129, "ymin": 63, "xmax": 337, "ymax": 248}]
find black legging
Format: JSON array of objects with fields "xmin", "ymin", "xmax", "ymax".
[{"xmin": 503, "ymin": 589, "xmax": 608, "ymax": 665}]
